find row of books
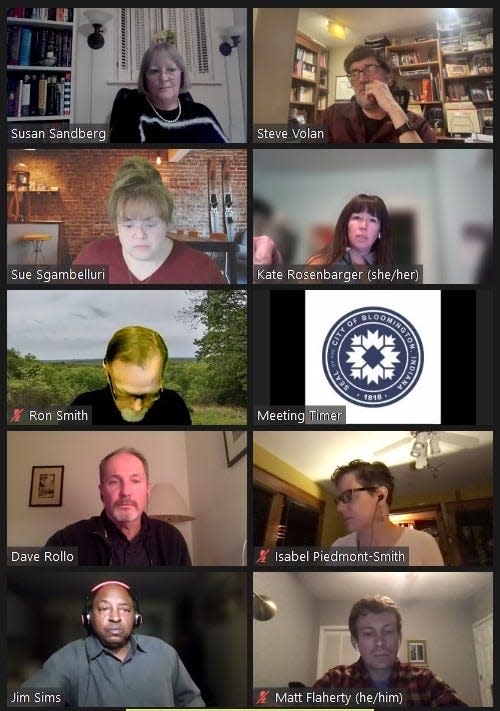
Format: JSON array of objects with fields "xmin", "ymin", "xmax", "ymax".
[
  {"xmin": 390, "ymin": 50, "xmax": 437, "ymax": 66},
  {"xmin": 8, "ymin": 26, "xmax": 72, "ymax": 67},
  {"xmin": 295, "ymin": 46, "xmax": 315, "ymax": 65},
  {"xmin": 7, "ymin": 8, "xmax": 74, "ymax": 22},
  {"xmin": 290, "ymin": 84, "xmax": 314, "ymax": 103},
  {"xmin": 7, "ymin": 72, "xmax": 71, "ymax": 117},
  {"xmin": 293, "ymin": 59, "xmax": 316, "ymax": 80}
]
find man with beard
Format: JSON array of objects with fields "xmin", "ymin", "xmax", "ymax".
[
  {"xmin": 70, "ymin": 325, "xmax": 192, "ymax": 425},
  {"xmin": 19, "ymin": 581, "xmax": 204, "ymax": 707},
  {"xmin": 45, "ymin": 447, "xmax": 191, "ymax": 566}
]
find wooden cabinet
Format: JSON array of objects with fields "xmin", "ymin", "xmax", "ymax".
[
  {"xmin": 289, "ymin": 31, "xmax": 329, "ymax": 125},
  {"xmin": 253, "ymin": 466, "xmax": 325, "ymax": 547},
  {"xmin": 391, "ymin": 497, "xmax": 493, "ymax": 566},
  {"xmin": 7, "ymin": 8, "xmax": 76, "ymax": 124},
  {"xmin": 385, "ymin": 11, "xmax": 493, "ymax": 137}
]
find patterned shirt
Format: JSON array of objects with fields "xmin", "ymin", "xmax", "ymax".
[{"xmin": 314, "ymin": 658, "xmax": 468, "ymax": 707}]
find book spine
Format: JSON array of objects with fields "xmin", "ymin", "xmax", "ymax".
[
  {"xmin": 18, "ymin": 27, "xmax": 33, "ymax": 66},
  {"xmin": 37, "ymin": 28, "xmax": 49, "ymax": 63},
  {"xmin": 16, "ymin": 77, "xmax": 24, "ymax": 117},
  {"xmin": 38, "ymin": 74, "xmax": 48, "ymax": 115},
  {"xmin": 30, "ymin": 74, "xmax": 39, "ymax": 115},
  {"xmin": 8, "ymin": 25, "xmax": 22, "ymax": 65},
  {"xmin": 21, "ymin": 76, "xmax": 31, "ymax": 116},
  {"xmin": 8, "ymin": 78, "xmax": 16, "ymax": 117},
  {"xmin": 63, "ymin": 72, "xmax": 71, "ymax": 114}
]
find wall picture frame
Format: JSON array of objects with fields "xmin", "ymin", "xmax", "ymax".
[
  {"xmin": 335, "ymin": 75, "xmax": 354, "ymax": 101},
  {"xmin": 29, "ymin": 465, "xmax": 64, "ymax": 506},
  {"xmin": 223, "ymin": 431, "xmax": 247, "ymax": 467},
  {"xmin": 407, "ymin": 640, "xmax": 428, "ymax": 666}
]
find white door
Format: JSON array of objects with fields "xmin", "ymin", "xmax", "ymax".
[
  {"xmin": 317, "ymin": 626, "xmax": 358, "ymax": 680},
  {"xmin": 472, "ymin": 614, "xmax": 493, "ymax": 707}
]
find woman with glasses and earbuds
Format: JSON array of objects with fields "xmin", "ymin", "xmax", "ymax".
[
  {"xmin": 306, "ymin": 194, "xmax": 394, "ymax": 267},
  {"xmin": 331, "ymin": 459, "xmax": 445, "ymax": 565},
  {"xmin": 72, "ymin": 156, "xmax": 227, "ymax": 284},
  {"xmin": 322, "ymin": 45, "xmax": 437, "ymax": 144},
  {"xmin": 109, "ymin": 33, "xmax": 227, "ymax": 143}
]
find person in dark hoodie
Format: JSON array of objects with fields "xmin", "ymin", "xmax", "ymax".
[{"xmin": 45, "ymin": 447, "xmax": 191, "ymax": 566}]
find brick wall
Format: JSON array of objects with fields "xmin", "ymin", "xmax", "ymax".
[{"xmin": 7, "ymin": 148, "xmax": 248, "ymax": 261}]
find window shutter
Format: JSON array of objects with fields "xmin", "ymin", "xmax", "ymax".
[{"xmin": 115, "ymin": 8, "xmax": 216, "ymax": 83}]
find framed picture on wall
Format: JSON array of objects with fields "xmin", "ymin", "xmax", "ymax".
[
  {"xmin": 29, "ymin": 465, "xmax": 64, "ymax": 506},
  {"xmin": 223, "ymin": 431, "xmax": 247, "ymax": 467},
  {"xmin": 335, "ymin": 75, "xmax": 354, "ymax": 101},
  {"xmin": 407, "ymin": 640, "xmax": 428, "ymax": 666}
]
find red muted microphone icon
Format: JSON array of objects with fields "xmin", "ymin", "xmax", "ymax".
[{"xmin": 256, "ymin": 548, "xmax": 270, "ymax": 563}]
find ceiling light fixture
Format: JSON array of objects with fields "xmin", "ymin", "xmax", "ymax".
[
  {"xmin": 328, "ymin": 20, "xmax": 346, "ymax": 41},
  {"xmin": 410, "ymin": 431, "xmax": 429, "ymax": 458}
]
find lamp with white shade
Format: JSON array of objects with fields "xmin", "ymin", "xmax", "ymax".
[{"xmin": 147, "ymin": 483, "xmax": 195, "ymax": 523}]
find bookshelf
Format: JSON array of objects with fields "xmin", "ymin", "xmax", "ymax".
[
  {"xmin": 289, "ymin": 31, "xmax": 329, "ymax": 125},
  {"xmin": 385, "ymin": 11, "xmax": 493, "ymax": 137},
  {"xmin": 7, "ymin": 8, "xmax": 76, "ymax": 124},
  {"xmin": 438, "ymin": 18, "xmax": 493, "ymax": 135}
]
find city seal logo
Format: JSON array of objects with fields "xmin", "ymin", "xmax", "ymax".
[{"xmin": 322, "ymin": 306, "xmax": 424, "ymax": 407}]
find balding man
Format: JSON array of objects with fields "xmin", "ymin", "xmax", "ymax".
[
  {"xmin": 71, "ymin": 325, "xmax": 192, "ymax": 425},
  {"xmin": 45, "ymin": 447, "xmax": 191, "ymax": 566}
]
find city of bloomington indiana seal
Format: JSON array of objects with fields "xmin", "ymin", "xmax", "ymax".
[{"xmin": 322, "ymin": 306, "xmax": 424, "ymax": 407}]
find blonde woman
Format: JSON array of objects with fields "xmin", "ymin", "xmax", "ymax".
[{"xmin": 72, "ymin": 157, "xmax": 227, "ymax": 284}]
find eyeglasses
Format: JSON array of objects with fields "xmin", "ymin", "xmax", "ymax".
[
  {"xmin": 334, "ymin": 487, "xmax": 377, "ymax": 505},
  {"xmin": 117, "ymin": 218, "xmax": 164, "ymax": 235},
  {"xmin": 107, "ymin": 374, "xmax": 163, "ymax": 406},
  {"xmin": 347, "ymin": 64, "xmax": 382, "ymax": 83},
  {"xmin": 146, "ymin": 66, "xmax": 180, "ymax": 78}
]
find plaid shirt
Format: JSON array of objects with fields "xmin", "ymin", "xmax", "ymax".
[{"xmin": 314, "ymin": 658, "xmax": 468, "ymax": 707}]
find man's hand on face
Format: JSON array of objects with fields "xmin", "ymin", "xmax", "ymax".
[{"xmin": 362, "ymin": 80, "xmax": 399, "ymax": 113}]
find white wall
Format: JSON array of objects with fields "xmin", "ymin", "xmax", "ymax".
[
  {"xmin": 253, "ymin": 148, "xmax": 492, "ymax": 284},
  {"xmin": 186, "ymin": 431, "xmax": 247, "ymax": 566},
  {"xmin": 253, "ymin": 572, "xmax": 317, "ymax": 686},
  {"xmin": 73, "ymin": 8, "xmax": 246, "ymax": 141},
  {"xmin": 7, "ymin": 430, "xmax": 247, "ymax": 565}
]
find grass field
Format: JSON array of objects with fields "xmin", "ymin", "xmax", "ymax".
[{"xmin": 190, "ymin": 405, "xmax": 247, "ymax": 426}]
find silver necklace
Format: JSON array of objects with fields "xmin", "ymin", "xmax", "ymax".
[{"xmin": 146, "ymin": 96, "xmax": 181, "ymax": 123}]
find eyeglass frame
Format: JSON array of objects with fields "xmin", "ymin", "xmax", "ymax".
[
  {"xmin": 106, "ymin": 372, "xmax": 163, "ymax": 406},
  {"xmin": 146, "ymin": 65, "xmax": 181, "ymax": 78},
  {"xmin": 346, "ymin": 63, "xmax": 384, "ymax": 84},
  {"xmin": 334, "ymin": 487, "xmax": 377, "ymax": 505}
]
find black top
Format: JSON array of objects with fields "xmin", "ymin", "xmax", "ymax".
[
  {"xmin": 109, "ymin": 89, "xmax": 228, "ymax": 143},
  {"xmin": 45, "ymin": 510, "xmax": 192, "ymax": 566},
  {"xmin": 71, "ymin": 385, "xmax": 192, "ymax": 425}
]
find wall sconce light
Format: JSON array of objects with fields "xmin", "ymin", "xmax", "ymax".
[
  {"xmin": 155, "ymin": 151, "xmax": 162, "ymax": 166},
  {"xmin": 85, "ymin": 10, "xmax": 112, "ymax": 50},
  {"xmin": 328, "ymin": 20, "xmax": 346, "ymax": 40},
  {"xmin": 219, "ymin": 34, "xmax": 240, "ymax": 56}
]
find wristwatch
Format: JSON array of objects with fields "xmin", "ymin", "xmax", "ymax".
[{"xmin": 395, "ymin": 119, "xmax": 415, "ymax": 136}]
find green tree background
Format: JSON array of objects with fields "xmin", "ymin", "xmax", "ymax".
[{"xmin": 7, "ymin": 291, "xmax": 247, "ymax": 425}]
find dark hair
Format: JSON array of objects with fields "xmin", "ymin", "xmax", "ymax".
[
  {"xmin": 306, "ymin": 194, "xmax": 394, "ymax": 266},
  {"xmin": 332, "ymin": 458, "xmax": 395, "ymax": 506},
  {"xmin": 344, "ymin": 45, "xmax": 393, "ymax": 76},
  {"xmin": 349, "ymin": 594, "xmax": 402, "ymax": 640},
  {"xmin": 253, "ymin": 196, "xmax": 274, "ymax": 220}
]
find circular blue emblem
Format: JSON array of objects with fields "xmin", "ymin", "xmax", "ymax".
[{"xmin": 322, "ymin": 306, "xmax": 424, "ymax": 407}]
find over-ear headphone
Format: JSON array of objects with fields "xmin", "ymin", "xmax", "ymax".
[{"xmin": 81, "ymin": 581, "xmax": 142, "ymax": 630}]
